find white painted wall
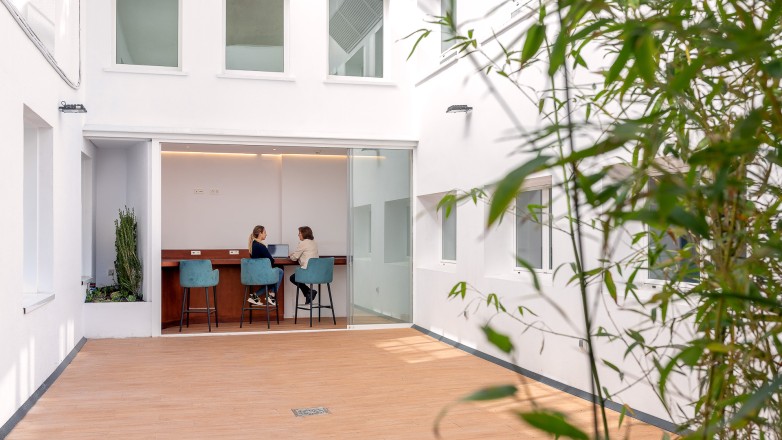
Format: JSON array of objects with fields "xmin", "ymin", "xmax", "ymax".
[
  {"xmin": 84, "ymin": 0, "xmax": 419, "ymax": 140},
  {"xmin": 0, "ymin": 1, "xmax": 85, "ymax": 427},
  {"xmin": 410, "ymin": 0, "xmax": 680, "ymax": 423}
]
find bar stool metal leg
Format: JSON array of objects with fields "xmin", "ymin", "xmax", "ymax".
[
  {"xmin": 186, "ymin": 289, "xmax": 191, "ymax": 327},
  {"xmin": 327, "ymin": 283, "xmax": 336, "ymax": 325},
  {"xmin": 179, "ymin": 287, "xmax": 188, "ymax": 332},
  {"xmin": 240, "ymin": 286, "xmax": 248, "ymax": 328},
  {"xmin": 214, "ymin": 285, "xmax": 219, "ymax": 328},
  {"xmin": 309, "ymin": 283, "xmax": 313, "ymax": 327},
  {"xmin": 294, "ymin": 286, "xmax": 300, "ymax": 324},
  {"xmin": 205, "ymin": 287, "xmax": 212, "ymax": 332},
  {"xmin": 264, "ymin": 286, "xmax": 271, "ymax": 329},
  {"xmin": 318, "ymin": 283, "xmax": 322, "ymax": 322}
]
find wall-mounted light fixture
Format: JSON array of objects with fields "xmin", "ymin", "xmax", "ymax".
[
  {"xmin": 59, "ymin": 101, "xmax": 87, "ymax": 113},
  {"xmin": 446, "ymin": 104, "xmax": 472, "ymax": 113}
]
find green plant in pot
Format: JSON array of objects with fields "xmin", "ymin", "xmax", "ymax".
[{"xmin": 86, "ymin": 206, "xmax": 143, "ymax": 302}]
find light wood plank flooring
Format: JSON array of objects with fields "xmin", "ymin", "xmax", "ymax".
[{"xmin": 8, "ymin": 329, "xmax": 668, "ymax": 439}]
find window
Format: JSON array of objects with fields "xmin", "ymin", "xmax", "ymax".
[
  {"xmin": 23, "ymin": 107, "xmax": 54, "ymax": 294},
  {"xmin": 440, "ymin": 0, "xmax": 457, "ymax": 53},
  {"xmin": 116, "ymin": 0, "xmax": 179, "ymax": 67},
  {"xmin": 225, "ymin": 0, "xmax": 285, "ymax": 73},
  {"xmin": 647, "ymin": 178, "xmax": 700, "ymax": 282},
  {"xmin": 441, "ymin": 205, "xmax": 457, "ymax": 261},
  {"xmin": 329, "ymin": 0, "xmax": 384, "ymax": 77},
  {"xmin": 384, "ymin": 198, "xmax": 410, "ymax": 262},
  {"xmin": 515, "ymin": 180, "xmax": 552, "ymax": 270}
]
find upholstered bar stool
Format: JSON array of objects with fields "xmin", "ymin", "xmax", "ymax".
[
  {"xmin": 294, "ymin": 257, "xmax": 336, "ymax": 327},
  {"xmin": 179, "ymin": 260, "xmax": 220, "ymax": 332},
  {"xmin": 240, "ymin": 258, "xmax": 280, "ymax": 329}
]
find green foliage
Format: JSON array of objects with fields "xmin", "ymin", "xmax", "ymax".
[
  {"xmin": 407, "ymin": 0, "xmax": 782, "ymax": 438},
  {"xmin": 85, "ymin": 285, "xmax": 136, "ymax": 303},
  {"xmin": 114, "ymin": 206, "xmax": 143, "ymax": 300}
]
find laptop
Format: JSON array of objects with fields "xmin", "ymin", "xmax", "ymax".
[{"xmin": 267, "ymin": 244, "xmax": 289, "ymax": 258}]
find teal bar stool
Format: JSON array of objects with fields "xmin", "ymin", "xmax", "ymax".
[
  {"xmin": 294, "ymin": 257, "xmax": 336, "ymax": 327},
  {"xmin": 240, "ymin": 258, "xmax": 280, "ymax": 329},
  {"xmin": 179, "ymin": 260, "xmax": 220, "ymax": 332}
]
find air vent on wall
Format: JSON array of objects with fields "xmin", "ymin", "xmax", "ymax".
[{"xmin": 329, "ymin": 0, "xmax": 382, "ymax": 54}]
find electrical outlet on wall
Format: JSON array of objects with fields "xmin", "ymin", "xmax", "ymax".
[
  {"xmin": 229, "ymin": 250, "xmax": 239, "ymax": 255},
  {"xmin": 191, "ymin": 250, "xmax": 201, "ymax": 256},
  {"xmin": 194, "ymin": 188, "xmax": 205, "ymax": 195}
]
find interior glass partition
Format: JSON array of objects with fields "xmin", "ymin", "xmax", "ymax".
[{"xmin": 348, "ymin": 149, "xmax": 412, "ymax": 325}]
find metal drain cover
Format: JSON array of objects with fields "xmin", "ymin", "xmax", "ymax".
[{"xmin": 292, "ymin": 407, "xmax": 330, "ymax": 417}]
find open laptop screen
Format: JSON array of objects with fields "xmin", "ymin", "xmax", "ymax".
[{"xmin": 267, "ymin": 244, "xmax": 289, "ymax": 258}]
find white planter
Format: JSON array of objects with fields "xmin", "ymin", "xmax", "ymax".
[{"xmin": 83, "ymin": 301, "xmax": 155, "ymax": 338}]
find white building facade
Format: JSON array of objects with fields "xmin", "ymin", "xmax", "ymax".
[{"xmin": 0, "ymin": 0, "xmax": 679, "ymax": 432}]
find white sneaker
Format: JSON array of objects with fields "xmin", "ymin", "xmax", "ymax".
[
  {"xmin": 266, "ymin": 294, "xmax": 277, "ymax": 306},
  {"xmin": 248, "ymin": 295, "xmax": 261, "ymax": 306}
]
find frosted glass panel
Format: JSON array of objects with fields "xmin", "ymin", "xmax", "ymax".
[
  {"xmin": 329, "ymin": 0, "xmax": 383, "ymax": 77},
  {"xmin": 516, "ymin": 190, "xmax": 542, "ymax": 269},
  {"xmin": 226, "ymin": 0, "xmax": 284, "ymax": 72},
  {"xmin": 116, "ymin": 0, "xmax": 178, "ymax": 67},
  {"xmin": 441, "ymin": 208, "xmax": 456, "ymax": 261},
  {"xmin": 350, "ymin": 149, "xmax": 411, "ymax": 325}
]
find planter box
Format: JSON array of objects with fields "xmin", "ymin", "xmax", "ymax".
[{"xmin": 83, "ymin": 301, "xmax": 155, "ymax": 338}]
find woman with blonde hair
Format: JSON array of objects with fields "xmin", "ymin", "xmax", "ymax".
[
  {"xmin": 247, "ymin": 225, "xmax": 283, "ymax": 305},
  {"xmin": 289, "ymin": 226, "xmax": 319, "ymax": 304}
]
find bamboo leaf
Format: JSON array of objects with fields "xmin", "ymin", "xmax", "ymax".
[
  {"xmin": 521, "ymin": 24, "xmax": 546, "ymax": 65},
  {"xmin": 517, "ymin": 411, "xmax": 589, "ymax": 440},
  {"xmin": 482, "ymin": 325, "xmax": 514, "ymax": 354},
  {"xmin": 461, "ymin": 384, "xmax": 517, "ymax": 401}
]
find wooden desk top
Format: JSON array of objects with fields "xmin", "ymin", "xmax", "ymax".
[{"xmin": 161, "ymin": 250, "xmax": 347, "ymax": 267}]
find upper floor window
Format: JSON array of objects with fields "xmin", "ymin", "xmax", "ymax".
[
  {"xmin": 329, "ymin": 0, "xmax": 384, "ymax": 78},
  {"xmin": 115, "ymin": 0, "xmax": 180, "ymax": 68},
  {"xmin": 225, "ymin": 0, "xmax": 285, "ymax": 73},
  {"xmin": 515, "ymin": 181, "xmax": 552, "ymax": 271},
  {"xmin": 440, "ymin": 0, "xmax": 457, "ymax": 54}
]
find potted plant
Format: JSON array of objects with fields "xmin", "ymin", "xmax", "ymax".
[{"xmin": 84, "ymin": 206, "xmax": 152, "ymax": 338}]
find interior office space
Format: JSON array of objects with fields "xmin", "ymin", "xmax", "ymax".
[{"xmin": 1, "ymin": 0, "xmax": 683, "ymax": 434}]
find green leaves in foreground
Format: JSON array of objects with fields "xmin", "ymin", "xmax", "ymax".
[
  {"xmin": 482, "ymin": 325, "xmax": 514, "ymax": 354},
  {"xmin": 517, "ymin": 411, "xmax": 590, "ymax": 440}
]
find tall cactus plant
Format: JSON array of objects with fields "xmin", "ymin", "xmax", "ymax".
[{"xmin": 114, "ymin": 206, "xmax": 143, "ymax": 301}]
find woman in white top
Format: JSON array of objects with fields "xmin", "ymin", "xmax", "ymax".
[{"xmin": 289, "ymin": 226, "xmax": 319, "ymax": 304}]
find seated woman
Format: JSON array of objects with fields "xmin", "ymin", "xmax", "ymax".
[
  {"xmin": 289, "ymin": 226, "xmax": 319, "ymax": 304},
  {"xmin": 247, "ymin": 225, "xmax": 284, "ymax": 306}
]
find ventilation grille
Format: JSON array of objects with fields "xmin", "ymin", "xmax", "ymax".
[
  {"xmin": 329, "ymin": 0, "xmax": 382, "ymax": 54},
  {"xmin": 292, "ymin": 406, "xmax": 330, "ymax": 417}
]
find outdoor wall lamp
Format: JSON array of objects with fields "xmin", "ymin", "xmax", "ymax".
[
  {"xmin": 446, "ymin": 104, "xmax": 473, "ymax": 113},
  {"xmin": 59, "ymin": 101, "xmax": 87, "ymax": 113}
]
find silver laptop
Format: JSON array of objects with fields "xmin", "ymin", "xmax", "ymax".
[{"xmin": 267, "ymin": 244, "xmax": 289, "ymax": 258}]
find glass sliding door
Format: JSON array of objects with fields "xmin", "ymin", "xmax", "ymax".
[{"xmin": 349, "ymin": 148, "xmax": 412, "ymax": 325}]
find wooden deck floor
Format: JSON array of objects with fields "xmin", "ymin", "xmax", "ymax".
[{"xmin": 8, "ymin": 329, "xmax": 668, "ymax": 439}]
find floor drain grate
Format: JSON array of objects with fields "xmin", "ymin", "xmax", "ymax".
[{"xmin": 292, "ymin": 407, "xmax": 330, "ymax": 417}]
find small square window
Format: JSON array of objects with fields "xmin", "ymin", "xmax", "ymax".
[
  {"xmin": 116, "ymin": 0, "xmax": 180, "ymax": 68},
  {"xmin": 329, "ymin": 0, "xmax": 384, "ymax": 77},
  {"xmin": 225, "ymin": 0, "xmax": 285, "ymax": 73}
]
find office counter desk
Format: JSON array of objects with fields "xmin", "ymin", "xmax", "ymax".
[{"xmin": 161, "ymin": 250, "xmax": 347, "ymax": 328}]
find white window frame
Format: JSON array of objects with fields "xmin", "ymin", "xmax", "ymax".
[
  {"xmin": 325, "ymin": 0, "xmax": 390, "ymax": 84},
  {"xmin": 514, "ymin": 176, "xmax": 553, "ymax": 273},
  {"xmin": 643, "ymin": 158, "xmax": 701, "ymax": 285},
  {"xmin": 220, "ymin": 0, "xmax": 293, "ymax": 80},
  {"xmin": 110, "ymin": 0, "xmax": 183, "ymax": 74},
  {"xmin": 440, "ymin": 204, "xmax": 457, "ymax": 264}
]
